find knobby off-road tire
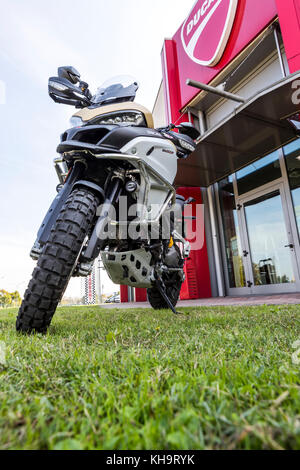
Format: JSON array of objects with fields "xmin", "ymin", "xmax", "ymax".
[
  {"xmin": 147, "ymin": 281, "xmax": 182, "ymax": 310},
  {"xmin": 147, "ymin": 246, "xmax": 183, "ymax": 310},
  {"xmin": 16, "ymin": 188, "xmax": 99, "ymax": 334}
]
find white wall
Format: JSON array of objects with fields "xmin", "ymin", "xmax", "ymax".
[
  {"xmin": 206, "ymin": 49, "xmax": 289, "ymax": 129},
  {"xmin": 152, "ymin": 81, "xmax": 167, "ymax": 128}
]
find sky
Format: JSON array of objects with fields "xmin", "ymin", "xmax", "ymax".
[{"xmin": 0, "ymin": 0, "xmax": 195, "ymax": 298}]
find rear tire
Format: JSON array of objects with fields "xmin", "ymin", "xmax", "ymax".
[
  {"xmin": 16, "ymin": 188, "xmax": 99, "ymax": 334},
  {"xmin": 147, "ymin": 245, "xmax": 184, "ymax": 310},
  {"xmin": 147, "ymin": 280, "xmax": 182, "ymax": 310}
]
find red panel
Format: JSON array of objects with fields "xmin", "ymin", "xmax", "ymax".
[
  {"xmin": 277, "ymin": 0, "xmax": 300, "ymax": 73},
  {"xmin": 161, "ymin": 40, "xmax": 213, "ymax": 299},
  {"xmin": 120, "ymin": 285, "xmax": 128, "ymax": 303},
  {"xmin": 288, "ymin": 56, "xmax": 300, "ymax": 74},
  {"xmin": 169, "ymin": 0, "xmax": 277, "ymax": 109},
  {"xmin": 135, "ymin": 288, "xmax": 147, "ymax": 302},
  {"xmin": 177, "ymin": 187, "xmax": 212, "ymax": 300},
  {"xmin": 162, "ymin": 40, "xmax": 191, "ymax": 125}
]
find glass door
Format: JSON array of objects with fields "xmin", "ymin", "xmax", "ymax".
[
  {"xmin": 238, "ymin": 183, "xmax": 300, "ymax": 294},
  {"xmin": 218, "ymin": 177, "xmax": 251, "ymax": 295}
]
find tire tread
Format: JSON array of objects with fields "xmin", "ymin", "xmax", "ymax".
[{"xmin": 16, "ymin": 188, "xmax": 99, "ymax": 333}]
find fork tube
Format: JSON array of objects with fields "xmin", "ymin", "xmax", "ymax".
[{"xmin": 82, "ymin": 177, "xmax": 123, "ymax": 261}]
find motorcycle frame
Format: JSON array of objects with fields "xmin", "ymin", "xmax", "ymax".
[
  {"xmin": 38, "ymin": 151, "xmax": 177, "ymax": 262},
  {"xmin": 80, "ymin": 152, "xmax": 177, "ymax": 262},
  {"xmin": 92, "ymin": 152, "xmax": 176, "ymax": 224}
]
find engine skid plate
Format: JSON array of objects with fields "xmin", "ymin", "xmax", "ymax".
[{"xmin": 101, "ymin": 248, "xmax": 154, "ymax": 288}]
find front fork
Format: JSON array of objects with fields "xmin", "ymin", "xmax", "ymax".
[
  {"xmin": 30, "ymin": 161, "xmax": 123, "ymax": 265},
  {"xmin": 74, "ymin": 176, "xmax": 123, "ymax": 275},
  {"xmin": 81, "ymin": 177, "xmax": 123, "ymax": 262}
]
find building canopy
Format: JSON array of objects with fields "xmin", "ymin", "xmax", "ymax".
[{"xmin": 175, "ymin": 72, "xmax": 300, "ymax": 187}]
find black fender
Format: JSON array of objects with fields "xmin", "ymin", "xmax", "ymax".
[
  {"xmin": 37, "ymin": 166, "xmax": 105, "ymax": 247},
  {"xmin": 73, "ymin": 180, "xmax": 105, "ymax": 199},
  {"xmin": 37, "ymin": 162, "xmax": 83, "ymax": 246}
]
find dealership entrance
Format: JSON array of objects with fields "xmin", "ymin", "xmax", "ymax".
[
  {"xmin": 217, "ymin": 142, "xmax": 300, "ymax": 296},
  {"xmin": 147, "ymin": 0, "xmax": 300, "ymax": 302}
]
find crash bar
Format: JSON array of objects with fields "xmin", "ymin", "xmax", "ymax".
[{"xmin": 186, "ymin": 79, "xmax": 246, "ymax": 104}]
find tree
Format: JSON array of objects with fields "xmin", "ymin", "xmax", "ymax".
[
  {"xmin": 0, "ymin": 290, "xmax": 21, "ymax": 307},
  {"xmin": 0, "ymin": 290, "xmax": 12, "ymax": 308},
  {"xmin": 10, "ymin": 291, "xmax": 21, "ymax": 306}
]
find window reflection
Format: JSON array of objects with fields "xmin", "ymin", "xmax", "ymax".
[
  {"xmin": 236, "ymin": 151, "xmax": 281, "ymax": 195},
  {"xmin": 219, "ymin": 178, "xmax": 246, "ymax": 288},
  {"xmin": 283, "ymin": 138, "xmax": 300, "ymax": 237},
  {"xmin": 244, "ymin": 191, "xmax": 294, "ymax": 285}
]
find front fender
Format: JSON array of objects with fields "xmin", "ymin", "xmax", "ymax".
[
  {"xmin": 37, "ymin": 162, "xmax": 84, "ymax": 246},
  {"xmin": 72, "ymin": 180, "xmax": 105, "ymax": 199}
]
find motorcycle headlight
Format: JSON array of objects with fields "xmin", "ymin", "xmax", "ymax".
[
  {"xmin": 90, "ymin": 111, "xmax": 146, "ymax": 127},
  {"xmin": 69, "ymin": 116, "xmax": 83, "ymax": 127}
]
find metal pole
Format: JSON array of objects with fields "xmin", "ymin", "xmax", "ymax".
[
  {"xmin": 186, "ymin": 79, "xmax": 246, "ymax": 104},
  {"xmin": 128, "ymin": 287, "xmax": 134, "ymax": 302},
  {"xmin": 273, "ymin": 25, "xmax": 286, "ymax": 78},
  {"xmin": 198, "ymin": 110, "xmax": 207, "ymax": 135},
  {"xmin": 207, "ymin": 186, "xmax": 226, "ymax": 297},
  {"xmin": 97, "ymin": 257, "xmax": 102, "ymax": 304}
]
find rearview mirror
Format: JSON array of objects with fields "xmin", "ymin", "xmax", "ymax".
[
  {"xmin": 177, "ymin": 122, "xmax": 200, "ymax": 140},
  {"xmin": 58, "ymin": 66, "xmax": 81, "ymax": 84}
]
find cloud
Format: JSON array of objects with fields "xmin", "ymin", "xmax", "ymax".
[
  {"xmin": 0, "ymin": 2, "xmax": 93, "ymax": 88},
  {"xmin": 0, "ymin": 80, "xmax": 6, "ymax": 105}
]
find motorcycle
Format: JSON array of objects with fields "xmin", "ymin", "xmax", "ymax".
[{"xmin": 16, "ymin": 66, "xmax": 200, "ymax": 333}]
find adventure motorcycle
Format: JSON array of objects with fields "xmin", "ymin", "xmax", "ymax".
[{"xmin": 16, "ymin": 66, "xmax": 200, "ymax": 333}]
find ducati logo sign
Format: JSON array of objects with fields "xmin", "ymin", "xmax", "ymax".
[{"xmin": 181, "ymin": 0, "xmax": 238, "ymax": 67}]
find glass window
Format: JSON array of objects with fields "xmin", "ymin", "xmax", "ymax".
[
  {"xmin": 219, "ymin": 177, "xmax": 246, "ymax": 288},
  {"xmin": 244, "ymin": 191, "xmax": 295, "ymax": 285},
  {"xmin": 283, "ymin": 138, "xmax": 300, "ymax": 237},
  {"xmin": 236, "ymin": 151, "xmax": 281, "ymax": 196}
]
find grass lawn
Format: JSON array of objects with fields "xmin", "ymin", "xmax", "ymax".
[{"xmin": 0, "ymin": 304, "xmax": 300, "ymax": 450}]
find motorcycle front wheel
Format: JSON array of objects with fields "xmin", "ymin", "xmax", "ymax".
[{"xmin": 16, "ymin": 188, "xmax": 99, "ymax": 334}]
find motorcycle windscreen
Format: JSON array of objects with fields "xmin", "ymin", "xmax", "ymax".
[{"xmin": 175, "ymin": 72, "xmax": 300, "ymax": 188}]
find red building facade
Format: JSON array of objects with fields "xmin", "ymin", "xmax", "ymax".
[{"xmin": 122, "ymin": 0, "xmax": 300, "ymax": 302}]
